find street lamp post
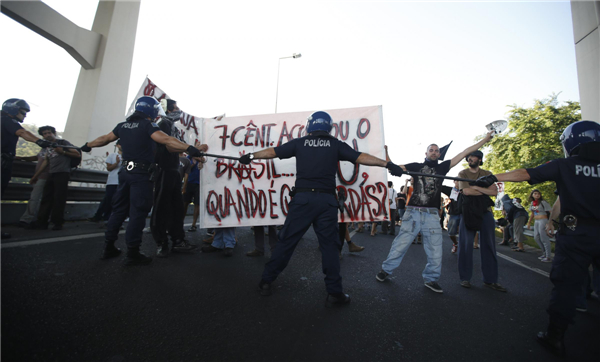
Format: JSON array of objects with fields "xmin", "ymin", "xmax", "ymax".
[{"xmin": 275, "ymin": 53, "xmax": 301, "ymax": 113}]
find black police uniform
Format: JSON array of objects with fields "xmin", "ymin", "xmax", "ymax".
[
  {"xmin": 526, "ymin": 155, "xmax": 600, "ymax": 330},
  {"xmin": 261, "ymin": 132, "xmax": 361, "ymax": 295},
  {"xmin": 150, "ymin": 117, "xmax": 186, "ymax": 247},
  {"xmin": 1, "ymin": 114, "xmax": 24, "ymax": 197},
  {"xmin": 105, "ymin": 112, "xmax": 161, "ymax": 250}
]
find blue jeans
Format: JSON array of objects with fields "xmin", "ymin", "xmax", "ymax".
[
  {"xmin": 212, "ymin": 227, "xmax": 236, "ymax": 249},
  {"xmin": 457, "ymin": 211, "xmax": 498, "ymax": 283},
  {"xmin": 381, "ymin": 208, "xmax": 443, "ymax": 283}
]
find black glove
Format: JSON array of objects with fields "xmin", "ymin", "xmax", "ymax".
[
  {"xmin": 239, "ymin": 153, "xmax": 254, "ymax": 165},
  {"xmin": 80, "ymin": 142, "xmax": 92, "ymax": 152},
  {"xmin": 36, "ymin": 139, "xmax": 53, "ymax": 148},
  {"xmin": 469, "ymin": 174, "xmax": 498, "ymax": 187},
  {"xmin": 186, "ymin": 145, "xmax": 204, "ymax": 158},
  {"xmin": 386, "ymin": 161, "xmax": 403, "ymax": 177}
]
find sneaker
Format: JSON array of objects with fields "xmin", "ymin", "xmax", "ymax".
[
  {"xmin": 540, "ymin": 257, "xmax": 553, "ymax": 263},
  {"xmin": 325, "ymin": 293, "xmax": 351, "ymax": 307},
  {"xmin": 576, "ymin": 306, "xmax": 587, "ymax": 312},
  {"xmin": 201, "ymin": 245, "xmax": 223, "ymax": 253},
  {"xmin": 246, "ymin": 249, "xmax": 264, "ymax": 257},
  {"xmin": 124, "ymin": 250, "xmax": 152, "ymax": 266},
  {"xmin": 484, "ymin": 282, "xmax": 507, "ymax": 293},
  {"xmin": 51, "ymin": 224, "xmax": 63, "ymax": 231},
  {"xmin": 424, "ymin": 281, "xmax": 443, "ymax": 293},
  {"xmin": 538, "ymin": 255, "xmax": 545, "ymax": 260},
  {"xmin": 258, "ymin": 280, "xmax": 272, "ymax": 296},
  {"xmin": 172, "ymin": 240, "xmax": 197, "ymax": 253},
  {"xmin": 376, "ymin": 270, "xmax": 389, "ymax": 282},
  {"xmin": 460, "ymin": 280, "xmax": 471, "ymax": 288},
  {"xmin": 224, "ymin": 247, "xmax": 234, "ymax": 257},
  {"xmin": 451, "ymin": 244, "xmax": 458, "ymax": 254},
  {"xmin": 156, "ymin": 243, "xmax": 169, "ymax": 258}
]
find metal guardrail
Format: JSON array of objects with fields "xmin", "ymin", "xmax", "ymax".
[{"xmin": 3, "ymin": 160, "xmax": 108, "ymax": 202}]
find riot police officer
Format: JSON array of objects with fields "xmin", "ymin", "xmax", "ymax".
[
  {"xmin": 472, "ymin": 120, "xmax": 600, "ymax": 357},
  {"xmin": 239, "ymin": 111, "xmax": 403, "ymax": 306},
  {"xmin": 1, "ymin": 98, "xmax": 53, "ymax": 239},
  {"xmin": 81, "ymin": 96, "xmax": 206, "ymax": 266}
]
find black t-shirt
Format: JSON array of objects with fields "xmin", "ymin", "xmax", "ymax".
[
  {"xmin": 527, "ymin": 156, "xmax": 600, "ymax": 221},
  {"xmin": 405, "ymin": 160, "xmax": 451, "ymax": 209},
  {"xmin": 274, "ymin": 133, "xmax": 361, "ymax": 191},
  {"xmin": 154, "ymin": 118, "xmax": 179, "ymax": 170},
  {"xmin": 396, "ymin": 195, "xmax": 407, "ymax": 209},
  {"xmin": 1, "ymin": 115, "xmax": 23, "ymax": 155},
  {"xmin": 112, "ymin": 114, "xmax": 160, "ymax": 165}
]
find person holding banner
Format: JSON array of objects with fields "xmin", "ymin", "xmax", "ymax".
[
  {"xmin": 80, "ymin": 96, "xmax": 207, "ymax": 266},
  {"xmin": 151, "ymin": 99, "xmax": 206, "ymax": 257},
  {"xmin": 376, "ymin": 131, "xmax": 494, "ymax": 294},
  {"xmin": 239, "ymin": 111, "xmax": 403, "ymax": 306}
]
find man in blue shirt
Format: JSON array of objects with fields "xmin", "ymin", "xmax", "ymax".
[{"xmin": 239, "ymin": 111, "xmax": 403, "ymax": 306}]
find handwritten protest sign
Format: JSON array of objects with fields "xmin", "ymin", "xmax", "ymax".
[{"xmin": 199, "ymin": 106, "xmax": 390, "ymax": 228}]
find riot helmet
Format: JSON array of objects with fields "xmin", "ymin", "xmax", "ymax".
[
  {"xmin": 2, "ymin": 98, "xmax": 30, "ymax": 120},
  {"xmin": 560, "ymin": 120, "xmax": 600, "ymax": 157},
  {"xmin": 134, "ymin": 96, "xmax": 165, "ymax": 119},
  {"xmin": 306, "ymin": 111, "xmax": 333, "ymax": 134}
]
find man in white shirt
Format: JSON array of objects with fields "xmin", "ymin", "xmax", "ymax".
[
  {"xmin": 382, "ymin": 181, "xmax": 398, "ymax": 236},
  {"xmin": 90, "ymin": 142, "xmax": 122, "ymax": 223}
]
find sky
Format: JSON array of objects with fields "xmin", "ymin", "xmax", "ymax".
[{"xmin": 0, "ymin": 0, "xmax": 580, "ymax": 181}]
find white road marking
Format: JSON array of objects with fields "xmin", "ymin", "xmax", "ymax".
[
  {"xmin": 496, "ymin": 252, "xmax": 550, "ymax": 278},
  {"xmin": 1, "ymin": 223, "xmax": 196, "ymax": 249}
]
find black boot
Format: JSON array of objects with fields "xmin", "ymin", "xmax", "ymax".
[
  {"xmin": 258, "ymin": 280, "xmax": 272, "ymax": 296},
  {"xmin": 536, "ymin": 324, "xmax": 566, "ymax": 357},
  {"xmin": 101, "ymin": 240, "xmax": 122, "ymax": 260},
  {"xmin": 156, "ymin": 242, "xmax": 169, "ymax": 258},
  {"xmin": 325, "ymin": 293, "xmax": 351, "ymax": 307},
  {"xmin": 124, "ymin": 247, "xmax": 152, "ymax": 266}
]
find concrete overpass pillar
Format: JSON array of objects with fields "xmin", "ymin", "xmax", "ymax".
[
  {"xmin": 62, "ymin": 0, "xmax": 141, "ymax": 168},
  {"xmin": 571, "ymin": 1, "xmax": 600, "ymax": 121}
]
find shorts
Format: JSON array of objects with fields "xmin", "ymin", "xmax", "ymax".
[
  {"xmin": 183, "ymin": 183, "xmax": 200, "ymax": 204},
  {"xmin": 447, "ymin": 214, "xmax": 461, "ymax": 236}
]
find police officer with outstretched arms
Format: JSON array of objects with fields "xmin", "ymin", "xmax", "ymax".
[
  {"xmin": 238, "ymin": 111, "xmax": 403, "ymax": 306},
  {"xmin": 1, "ymin": 98, "xmax": 54, "ymax": 239},
  {"xmin": 471, "ymin": 120, "xmax": 600, "ymax": 357},
  {"xmin": 80, "ymin": 96, "xmax": 207, "ymax": 266}
]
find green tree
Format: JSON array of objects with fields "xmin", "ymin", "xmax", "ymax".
[
  {"xmin": 15, "ymin": 123, "xmax": 41, "ymax": 157},
  {"xmin": 483, "ymin": 94, "xmax": 580, "ymax": 212}
]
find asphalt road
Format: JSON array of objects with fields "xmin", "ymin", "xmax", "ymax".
[{"xmin": 1, "ymin": 220, "xmax": 598, "ymax": 362}]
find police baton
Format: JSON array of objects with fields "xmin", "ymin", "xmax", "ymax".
[
  {"xmin": 403, "ymin": 170, "xmax": 476, "ymax": 183},
  {"xmin": 201, "ymin": 153, "xmax": 241, "ymax": 161}
]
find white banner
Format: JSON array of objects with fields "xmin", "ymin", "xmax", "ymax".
[{"xmin": 199, "ymin": 106, "xmax": 390, "ymax": 228}]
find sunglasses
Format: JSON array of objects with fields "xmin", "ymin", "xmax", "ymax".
[{"xmin": 19, "ymin": 110, "xmax": 28, "ymax": 116}]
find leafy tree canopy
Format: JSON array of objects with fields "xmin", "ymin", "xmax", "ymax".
[{"xmin": 483, "ymin": 94, "xmax": 580, "ymax": 211}]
